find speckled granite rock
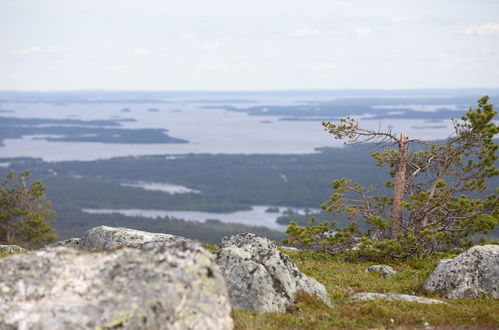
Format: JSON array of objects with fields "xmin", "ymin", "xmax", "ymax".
[
  {"xmin": 79, "ymin": 225, "xmax": 187, "ymax": 250},
  {"xmin": 423, "ymin": 245, "xmax": 499, "ymax": 299},
  {"xmin": 0, "ymin": 245, "xmax": 25, "ymax": 254},
  {"xmin": 0, "ymin": 241, "xmax": 233, "ymax": 330},
  {"xmin": 365, "ymin": 265, "xmax": 398, "ymax": 278},
  {"xmin": 48, "ymin": 238, "xmax": 82, "ymax": 248},
  {"xmin": 348, "ymin": 293, "xmax": 446, "ymax": 304},
  {"xmin": 215, "ymin": 233, "xmax": 331, "ymax": 313}
]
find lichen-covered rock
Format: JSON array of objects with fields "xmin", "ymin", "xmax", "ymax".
[
  {"xmin": 0, "ymin": 241, "xmax": 233, "ymax": 330},
  {"xmin": 423, "ymin": 245, "xmax": 499, "ymax": 299},
  {"xmin": 347, "ymin": 293, "xmax": 446, "ymax": 304},
  {"xmin": 80, "ymin": 225, "xmax": 187, "ymax": 250},
  {"xmin": 0, "ymin": 245, "xmax": 25, "ymax": 254},
  {"xmin": 365, "ymin": 265, "xmax": 398, "ymax": 278},
  {"xmin": 49, "ymin": 238, "xmax": 81, "ymax": 248},
  {"xmin": 215, "ymin": 233, "xmax": 331, "ymax": 313}
]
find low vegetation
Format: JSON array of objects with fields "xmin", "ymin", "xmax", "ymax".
[{"xmin": 232, "ymin": 249, "xmax": 499, "ymax": 329}]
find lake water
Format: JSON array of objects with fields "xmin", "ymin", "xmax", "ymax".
[
  {"xmin": 81, "ymin": 205, "xmax": 319, "ymax": 231},
  {"xmin": 120, "ymin": 181, "xmax": 200, "ymax": 194},
  {"xmin": 0, "ymin": 101, "xmax": 457, "ymax": 161}
]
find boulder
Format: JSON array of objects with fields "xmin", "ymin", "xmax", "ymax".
[
  {"xmin": 348, "ymin": 293, "xmax": 446, "ymax": 304},
  {"xmin": 79, "ymin": 225, "xmax": 187, "ymax": 250},
  {"xmin": 215, "ymin": 233, "xmax": 331, "ymax": 313},
  {"xmin": 365, "ymin": 265, "xmax": 398, "ymax": 278},
  {"xmin": 423, "ymin": 244, "xmax": 499, "ymax": 299},
  {"xmin": 0, "ymin": 241, "xmax": 233, "ymax": 330},
  {"xmin": 0, "ymin": 245, "xmax": 25, "ymax": 254},
  {"xmin": 49, "ymin": 238, "xmax": 81, "ymax": 248}
]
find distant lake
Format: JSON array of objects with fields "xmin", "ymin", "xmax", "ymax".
[
  {"xmin": 81, "ymin": 205, "xmax": 319, "ymax": 231},
  {"xmin": 120, "ymin": 181, "xmax": 200, "ymax": 194},
  {"xmin": 0, "ymin": 98, "xmax": 463, "ymax": 161}
]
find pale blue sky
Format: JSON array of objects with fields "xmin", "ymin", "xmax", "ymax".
[{"xmin": 1, "ymin": 0, "xmax": 498, "ymax": 90}]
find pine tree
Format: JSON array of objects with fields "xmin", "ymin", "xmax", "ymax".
[
  {"xmin": 0, "ymin": 170, "xmax": 56, "ymax": 249},
  {"xmin": 285, "ymin": 96, "xmax": 498, "ymax": 258}
]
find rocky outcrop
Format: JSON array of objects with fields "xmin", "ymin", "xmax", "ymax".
[
  {"xmin": 0, "ymin": 241, "xmax": 233, "ymax": 330},
  {"xmin": 423, "ymin": 245, "xmax": 499, "ymax": 299},
  {"xmin": 215, "ymin": 233, "xmax": 331, "ymax": 313},
  {"xmin": 79, "ymin": 225, "xmax": 187, "ymax": 250},
  {"xmin": 365, "ymin": 265, "xmax": 398, "ymax": 278},
  {"xmin": 0, "ymin": 245, "xmax": 25, "ymax": 254},
  {"xmin": 347, "ymin": 293, "xmax": 446, "ymax": 304}
]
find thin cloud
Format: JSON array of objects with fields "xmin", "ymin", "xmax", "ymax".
[
  {"xmin": 201, "ymin": 42, "xmax": 220, "ymax": 50},
  {"xmin": 465, "ymin": 23, "xmax": 499, "ymax": 36},
  {"xmin": 11, "ymin": 46, "xmax": 61, "ymax": 55},
  {"xmin": 179, "ymin": 32, "xmax": 197, "ymax": 40},
  {"xmin": 134, "ymin": 48, "xmax": 149, "ymax": 56},
  {"xmin": 290, "ymin": 27, "xmax": 324, "ymax": 37},
  {"xmin": 108, "ymin": 65, "xmax": 128, "ymax": 71},
  {"xmin": 196, "ymin": 63, "xmax": 227, "ymax": 70},
  {"xmin": 354, "ymin": 27, "xmax": 371, "ymax": 37},
  {"xmin": 390, "ymin": 15, "xmax": 421, "ymax": 23},
  {"xmin": 300, "ymin": 62, "xmax": 337, "ymax": 70}
]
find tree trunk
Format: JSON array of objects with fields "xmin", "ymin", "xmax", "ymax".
[
  {"xmin": 391, "ymin": 133, "xmax": 408, "ymax": 239},
  {"xmin": 6, "ymin": 230, "xmax": 14, "ymax": 244}
]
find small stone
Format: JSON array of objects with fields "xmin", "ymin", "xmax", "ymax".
[
  {"xmin": 347, "ymin": 293, "xmax": 447, "ymax": 304},
  {"xmin": 0, "ymin": 245, "xmax": 25, "ymax": 254},
  {"xmin": 279, "ymin": 246, "xmax": 298, "ymax": 252},
  {"xmin": 365, "ymin": 265, "xmax": 398, "ymax": 278},
  {"xmin": 48, "ymin": 238, "xmax": 81, "ymax": 248}
]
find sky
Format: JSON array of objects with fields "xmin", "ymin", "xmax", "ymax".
[{"xmin": 0, "ymin": 0, "xmax": 498, "ymax": 91}]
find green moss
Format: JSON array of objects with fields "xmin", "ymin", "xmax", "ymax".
[
  {"xmin": 202, "ymin": 242, "xmax": 220, "ymax": 253},
  {"xmin": 231, "ymin": 249, "xmax": 499, "ymax": 329},
  {"xmin": 0, "ymin": 250, "xmax": 26, "ymax": 259}
]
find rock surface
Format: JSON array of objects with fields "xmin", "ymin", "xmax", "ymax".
[
  {"xmin": 0, "ymin": 241, "xmax": 233, "ymax": 330},
  {"xmin": 49, "ymin": 238, "xmax": 82, "ymax": 248},
  {"xmin": 423, "ymin": 244, "xmax": 499, "ymax": 299},
  {"xmin": 348, "ymin": 293, "xmax": 447, "ymax": 304},
  {"xmin": 80, "ymin": 225, "xmax": 187, "ymax": 250},
  {"xmin": 215, "ymin": 233, "xmax": 331, "ymax": 313},
  {"xmin": 0, "ymin": 245, "xmax": 25, "ymax": 253},
  {"xmin": 365, "ymin": 265, "xmax": 398, "ymax": 278}
]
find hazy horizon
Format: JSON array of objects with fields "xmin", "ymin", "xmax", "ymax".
[{"xmin": 1, "ymin": 0, "xmax": 499, "ymax": 90}]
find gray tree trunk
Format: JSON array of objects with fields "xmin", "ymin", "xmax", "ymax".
[{"xmin": 391, "ymin": 133, "xmax": 408, "ymax": 239}]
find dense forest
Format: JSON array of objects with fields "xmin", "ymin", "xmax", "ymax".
[{"xmin": 1, "ymin": 142, "xmax": 497, "ymax": 242}]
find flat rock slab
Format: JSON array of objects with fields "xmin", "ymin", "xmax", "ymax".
[
  {"xmin": 216, "ymin": 233, "xmax": 331, "ymax": 313},
  {"xmin": 348, "ymin": 293, "xmax": 447, "ymax": 304},
  {"xmin": 0, "ymin": 241, "xmax": 233, "ymax": 330},
  {"xmin": 80, "ymin": 225, "xmax": 187, "ymax": 250},
  {"xmin": 423, "ymin": 245, "xmax": 499, "ymax": 299}
]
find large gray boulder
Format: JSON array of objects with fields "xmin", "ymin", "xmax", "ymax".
[
  {"xmin": 348, "ymin": 293, "xmax": 446, "ymax": 304},
  {"xmin": 215, "ymin": 233, "xmax": 331, "ymax": 313},
  {"xmin": 423, "ymin": 245, "xmax": 499, "ymax": 299},
  {"xmin": 80, "ymin": 225, "xmax": 187, "ymax": 250},
  {"xmin": 0, "ymin": 241, "xmax": 233, "ymax": 330}
]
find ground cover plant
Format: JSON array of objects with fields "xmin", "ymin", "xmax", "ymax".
[{"xmin": 231, "ymin": 249, "xmax": 499, "ymax": 329}]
